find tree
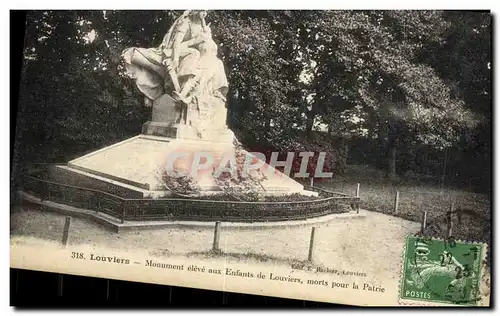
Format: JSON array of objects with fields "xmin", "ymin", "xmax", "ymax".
[
  {"xmin": 302, "ymin": 10, "xmax": 480, "ymax": 178},
  {"xmin": 209, "ymin": 11, "xmax": 306, "ymax": 148},
  {"xmin": 420, "ymin": 11, "xmax": 491, "ymax": 190}
]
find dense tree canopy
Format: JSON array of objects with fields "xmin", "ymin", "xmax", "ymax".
[{"xmin": 13, "ymin": 10, "xmax": 491, "ymax": 192}]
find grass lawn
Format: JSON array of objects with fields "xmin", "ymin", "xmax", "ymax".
[{"xmin": 314, "ymin": 165, "xmax": 491, "ymax": 250}]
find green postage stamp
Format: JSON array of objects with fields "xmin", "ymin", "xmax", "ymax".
[{"xmin": 400, "ymin": 235, "xmax": 487, "ymax": 306}]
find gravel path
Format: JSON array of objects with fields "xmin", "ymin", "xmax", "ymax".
[{"xmin": 11, "ymin": 207, "xmax": 420, "ymax": 282}]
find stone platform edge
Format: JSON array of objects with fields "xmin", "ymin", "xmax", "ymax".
[{"xmin": 18, "ymin": 191, "xmax": 366, "ymax": 233}]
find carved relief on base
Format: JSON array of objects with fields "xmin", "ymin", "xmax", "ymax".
[{"xmin": 142, "ymin": 92, "xmax": 232, "ymax": 142}]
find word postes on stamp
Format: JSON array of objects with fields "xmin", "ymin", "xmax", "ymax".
[{"xmin": 400, "ymin": 235, "xmax": 486, "ymax": 306}]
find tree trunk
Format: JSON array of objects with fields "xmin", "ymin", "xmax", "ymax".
[
  {"xmin": 376, "ymin": 116, "xmax": 388, "ymax": 169},
  {"xmin": 339, "ymin": 137, "xmax": 348, "ymax": 174},
  {"xmin": 386, "ymin": 141, "xmax": 397, "ymax": 179},
  {"xmin": 386, "ymin": 120, "xmax": 400, "ymax": 179},
  {"xmin": 306, "ymin": 102, "xmax": 316, "ymax": 134},
  {"xmin": 367, "ymin": 111, "xmax": 376, "ymax": 140},
  {"xmin": 306, "ymin": 112, "xmax": 314, "ymax": 133},
  {"xmin": 264, "ymin": 116, "xmax": 271, "ymax": 132}
]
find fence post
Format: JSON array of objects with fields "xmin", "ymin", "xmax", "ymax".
[
  {"xmin": 57, "ymin": 274, "xmax": 64, "ymax": 297},
  {"xmin": 420, "ymin": 211, "xmax": 427, "ymax": 234},
  {"xmin": 213, "ymin": 221, "xmax": 221, "ymax": 252},
  {"xmin": 308, "ymin": 227, "xmax": 316, "ymax": 262},
  {"xmin": 447, "ymin": 198, "xmax": 455, "ymax": 238},
  {"xmin": 354, "ymin": 184, "xmax": 361, "ymax": 214},
  {"xmin": 96, "ymin": 194, "xmax": 101, "ymax": 214},
  {"xmin": 394, "ymin": 191, "xmax": 400, "ymax": 213},
  {"xmin": 40, "ymin": 185, "xmax": 47, "ymax": 202},
  {"xmin": 61, "ymin": 217, "xmax": 71, "ymax": 247},
  {"xmin": 310, "ymin": 177, "xmax": 314, "ymax": 187}
]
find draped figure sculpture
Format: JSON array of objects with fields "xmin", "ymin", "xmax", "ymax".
[{"xmin": 121, "ymin": 10, "xmax": 229, "ymax": 138}]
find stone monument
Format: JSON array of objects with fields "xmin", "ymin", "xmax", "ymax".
[
  {"xmin": 58, "ymin": 10, "xmax": 314, "ymax": 198},
  {"xmin": 121, "ymin": 10, "xmax": 231, "ymax": 141}
]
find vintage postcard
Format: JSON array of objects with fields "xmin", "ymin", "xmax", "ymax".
[{"xmin": 10, "ymin": 9, "xmax": 491, "ymax": 306}]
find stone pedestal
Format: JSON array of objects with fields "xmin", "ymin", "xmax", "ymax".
[
  {"xmin": 142, "ymin": 121, "xmax": 178, "ymax": 138},
  {"xmin": 60, "ymin": 93, "xmax": 311, "ymax": 198},
  {"xmin": 142, "ymin": 92, "xmax": 234, "ymax": 142},
  {"xmin": 63, "ymin": 134, "xmax": 311, "ymax": 198},
  {"xmin": 151, "ymin": 93, "xmax": 181, "ymax": 123},
  {"xmin": 142, "ymin": 121, "xmax": 234, "ymax": 143}
]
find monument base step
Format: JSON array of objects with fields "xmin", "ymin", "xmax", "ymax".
[
  {"xmin": 142, "ymin": 121, "xmax": 234, "ymax": 142},
  {"xmin": 63, "ymin": 133, "xmax": 309, "ymax": 197}
]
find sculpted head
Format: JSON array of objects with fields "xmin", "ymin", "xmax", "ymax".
[{"xmin": 187, "ymin": 10, "xmax": 208, "ymax": 20}]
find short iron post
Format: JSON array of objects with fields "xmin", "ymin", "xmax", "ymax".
[
  {"xmin": 394, "ymin": 191, "xmax": 400, "ymax": 213},
  {"xmin": 61, "ymin": 217, "xmax": 71, "ymax": 246},
  {"xmin": 213, "ymin": 221, "xmax": 221, "ymax": 252},
  {"xmin": 308, "ymin": 227, "xmax": 316, "ymax": 262},
  {"xmin": 420, "ymin": 211, "xmax": 427, "ymax": 234},
  {"xmin": 447, "ymin": 198, "xmax": 455, "ymax": 238}
]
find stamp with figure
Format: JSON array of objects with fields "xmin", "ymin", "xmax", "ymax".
[{"xmin": 400, "ymin": 235, "xmax": 486, "ymax": 306}]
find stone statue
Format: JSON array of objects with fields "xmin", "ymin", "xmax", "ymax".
[{"xmin": 121, "ymin": 10, "xmax": 230, "ymax": 141}]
